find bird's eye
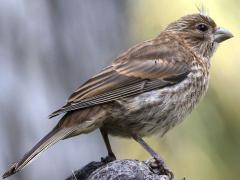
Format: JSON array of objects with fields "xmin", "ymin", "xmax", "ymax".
[{"xmin": 196, "ymin": 24, "xmax": 209, "ymax": 32}]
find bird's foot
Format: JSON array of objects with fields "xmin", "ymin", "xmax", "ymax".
[
  {"xmin": 101, "ymin": 154, "xmax": 116, "ymax": 164},
  {"xmin": 149, "ymin": 158, "xmax": 174, "ymax": 180}
]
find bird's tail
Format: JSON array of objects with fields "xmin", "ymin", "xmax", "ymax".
[{"xmin": 2, "ymin": 126, "xmax": 76, "ymax": 179}]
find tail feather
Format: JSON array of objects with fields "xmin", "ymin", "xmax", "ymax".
[{"xmin": 2, "ymin": 127, "xmax": 76, "ymax": 179}]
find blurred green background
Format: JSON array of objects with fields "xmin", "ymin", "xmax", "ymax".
[
  {"xmin": 114, "ymin": 1, "xmax": 239, "ymax": 180},
  {"xmin": 0, "ymin": 1, "xmax": 238, "ymax": 180}
]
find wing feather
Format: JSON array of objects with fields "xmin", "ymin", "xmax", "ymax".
[{"xmin": 49, "ymin": 37, "xmax": 191, "ymax": 118}]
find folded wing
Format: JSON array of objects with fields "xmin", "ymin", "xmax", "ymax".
[{"xmin": 49, "ymin": 38, "xmax": 190, "ymax": 118}]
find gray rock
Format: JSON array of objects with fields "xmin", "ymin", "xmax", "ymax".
[{"xmin": 66, "ymin": 159, "xmax": 171, "ymax": 180}]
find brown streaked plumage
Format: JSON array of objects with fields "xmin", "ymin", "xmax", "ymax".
[{"xmin": 3, "ymin": 13, "xmax": 233, "ymax": 179}]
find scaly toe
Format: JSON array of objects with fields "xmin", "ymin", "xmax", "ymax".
[{"xmin": 149, "ymin": 159, "xmax": 174, "ymax": 180}]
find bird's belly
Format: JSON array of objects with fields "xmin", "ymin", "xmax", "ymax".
[{"xmin": 104, "ymin": 73, "xmax": 209, "ymax": 137}]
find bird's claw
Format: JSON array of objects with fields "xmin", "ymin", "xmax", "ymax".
[
  {"xmin": 100, "ymin": 155, "xmax": 116, "ymax": 164},
  {"xmin": 149, "ymin": 158, "xmax": 174, "ymax": 180}
]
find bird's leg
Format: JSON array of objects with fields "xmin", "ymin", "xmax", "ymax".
[
  {"xmin": 132, "ymin": 133, "xmax": 174, "ymax": 179},
  {"xmin": 100, "ymin": 128, "xmax": 116, "ymax": 163}
]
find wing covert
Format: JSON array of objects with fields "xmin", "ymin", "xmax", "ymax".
[{"xmin": 49, "ymin": 38, "xmax": 191, "ymax": 118}]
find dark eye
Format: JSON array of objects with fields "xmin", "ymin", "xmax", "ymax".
[{"xmin": 196, "ymin": 24, "xmax": 209, "ymax": 32}]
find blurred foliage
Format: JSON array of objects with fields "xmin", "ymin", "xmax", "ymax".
[{"xmin": 114, "ymin": 1, "xmax": 240, "ymax": 180}]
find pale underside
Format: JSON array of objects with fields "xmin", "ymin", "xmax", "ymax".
[{"xmin": 104, "ymin": 68, "xmax": 209, "ymax": 137}]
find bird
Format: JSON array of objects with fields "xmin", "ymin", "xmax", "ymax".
[{"xmin": 2, "ymin": 13, "xmax": 233, "ymax": 179}]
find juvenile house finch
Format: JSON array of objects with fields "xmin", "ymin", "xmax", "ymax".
[{"xmin": 3, "ymin": 13, "xmax": 233, "ymax": 179}]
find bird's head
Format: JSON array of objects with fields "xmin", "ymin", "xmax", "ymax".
[{"xmin": 165, "ymin": 14, "xmax": 233, "ymax": 59}]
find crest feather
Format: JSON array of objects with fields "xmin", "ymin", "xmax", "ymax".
[{"xmin": 196, "ymin": 2, "xmax": 208, "ymax": 16}]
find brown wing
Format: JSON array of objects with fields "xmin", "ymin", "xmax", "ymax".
[{"xmin": 49, "ymin": 38, "xmax": 190, "ymax": 118}]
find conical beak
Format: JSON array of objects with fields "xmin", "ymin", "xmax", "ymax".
[{"xmin": 214, "ymin": 27, "xmax": 233, "ymax": 43}]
